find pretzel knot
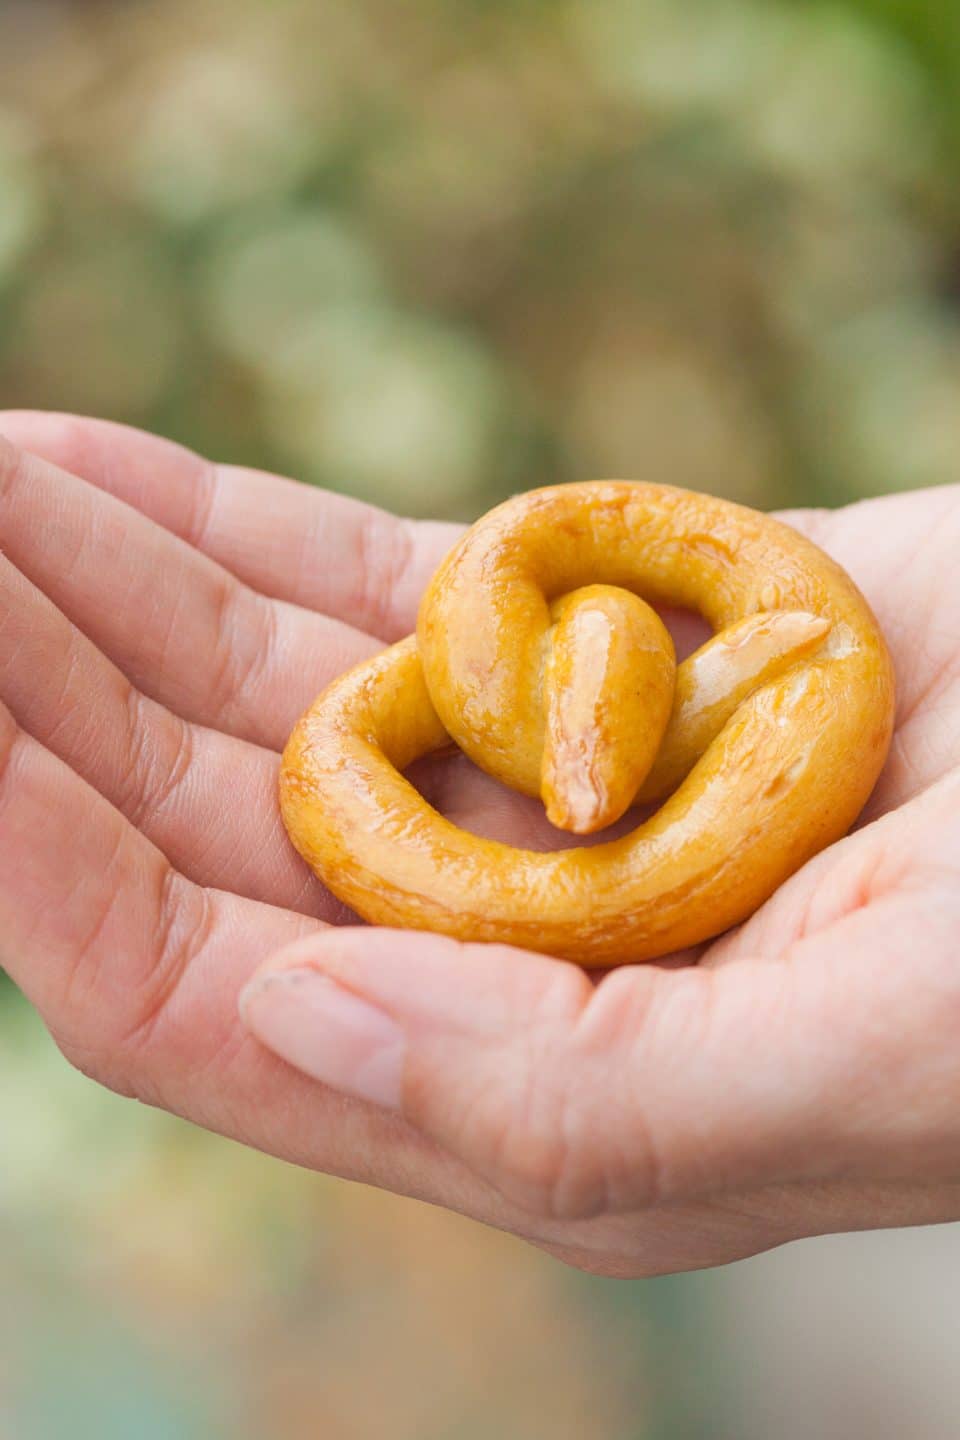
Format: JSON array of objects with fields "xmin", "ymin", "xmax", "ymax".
[{"xmin": 280, "ymin": 483, "xmax": 894, "ymax": 966}]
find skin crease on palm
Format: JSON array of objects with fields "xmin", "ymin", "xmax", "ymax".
[{"xmin": 1, "ymin": 414, "xmax": 960, "ymax": 1280}]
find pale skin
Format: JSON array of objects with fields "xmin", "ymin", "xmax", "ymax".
[{"xmin": 1, "ymin": 412, "xmax": 959, "ymax": 1279}]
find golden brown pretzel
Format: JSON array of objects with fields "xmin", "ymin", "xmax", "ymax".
[{"xmin": 280, "ymin": 483, "xmax": 894, "ymax": 966}]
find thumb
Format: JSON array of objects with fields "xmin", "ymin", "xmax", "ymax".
[{"xmin": 238, "ymin": 926, "xmax": 896, "ymax": 1221}]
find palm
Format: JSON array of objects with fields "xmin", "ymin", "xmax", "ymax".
[
  {"xmin": 2, "ymin": 412, "xmax": 958, "ymax": 1277},
  {"xmin": 703, "ymin": 484, "xmax": 960, "ymax": 969},
  {"xmin": 614, "ymin": 493, "xmax": 960, "ymax": 1274}
]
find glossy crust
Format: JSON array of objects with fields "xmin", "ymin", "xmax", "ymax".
[{"xmin": 280, "ymin": 483, "xmax": 895, "ymax": 966}]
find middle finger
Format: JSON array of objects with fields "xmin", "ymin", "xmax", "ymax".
[
  {"xmin": 0, "ymin": 551, "xmax": 346, "ymax": 919},
  {"xmin": 0, "ymin": 439, "xmax": 380, "ymax": 749}
]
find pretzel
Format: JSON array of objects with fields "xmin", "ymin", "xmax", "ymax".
[{"xmin": 280, "ymin": 483, "xmax": 894, "ymax": 966}]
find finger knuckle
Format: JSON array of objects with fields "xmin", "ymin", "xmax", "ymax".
[
  {"xmin": 480, "ymin": 970, "xmax": 628, "ymax": 1223},
  {"xmin": 353, "ymin": 505, "xmax": 414, "ymax": 638},
  {"xmin": 206, "ymin": 582, "xmax": 276, "ymax": 729},
  {"xmin": 489, "ymin": 1086, "xmax": 628, "ymax": 1223},
  {"xmin": 119, "ymin": 686, "xmax": 194, "ymax": 829},
  {"xmin": 119, "ymin": 868, "xmax": 215, "ymax": 1057}
]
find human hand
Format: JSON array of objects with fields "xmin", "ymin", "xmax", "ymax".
[{"xmin": 2, "ymin": 411, "xmax": 958, "ymax": 1276}]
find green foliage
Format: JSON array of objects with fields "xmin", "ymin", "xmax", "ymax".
[{"xmin": 1, "ymin": 0, "xmax": 958, "ymax": 518}]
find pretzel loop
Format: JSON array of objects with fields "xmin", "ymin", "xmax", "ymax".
[{"xmin": 280, "ymin": 483, "xmax": 894, "ymax": 966}]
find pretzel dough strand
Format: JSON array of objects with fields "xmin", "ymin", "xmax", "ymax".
[{"xmin": 280, "ymin": 483, "xmax": 894, "ymax": 966}]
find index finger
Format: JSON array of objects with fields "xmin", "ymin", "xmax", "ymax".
[{"xmin": 0, "ymin": 411, "xmax": 461, "ymax": 642}]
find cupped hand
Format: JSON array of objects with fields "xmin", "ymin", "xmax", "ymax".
[{"xmin": 1, "ymin": 412, "xmax": 959, "ymax": 1277}]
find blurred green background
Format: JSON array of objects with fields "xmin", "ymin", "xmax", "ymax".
[{"xmin": 2, "ymin": 0, "xmax": 960, "ymax": 1436}]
